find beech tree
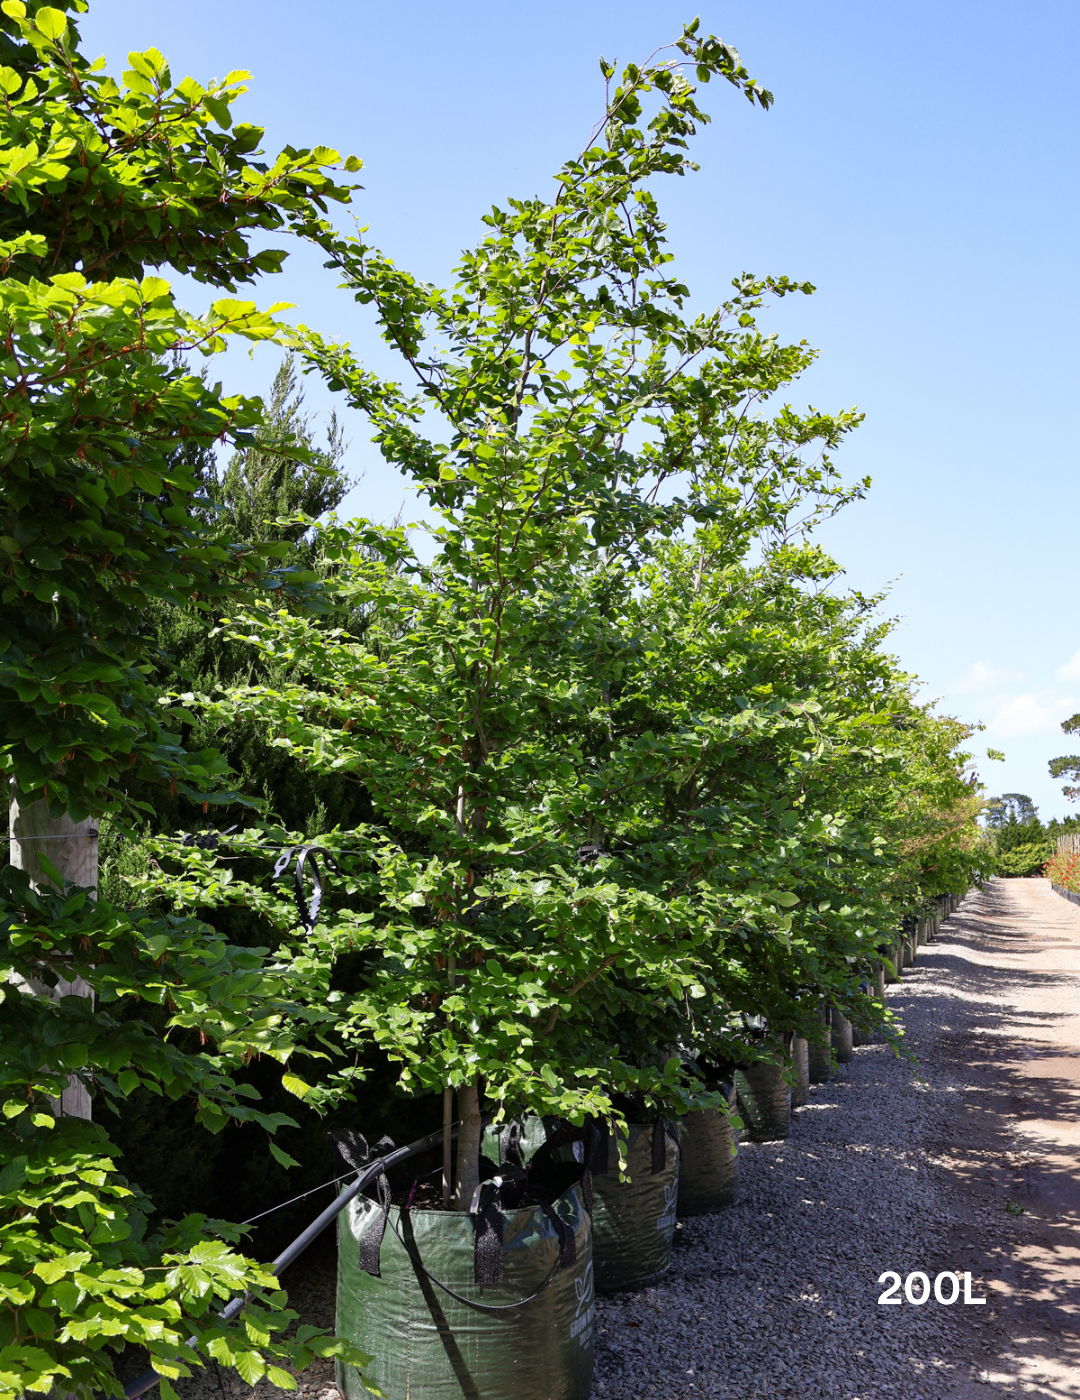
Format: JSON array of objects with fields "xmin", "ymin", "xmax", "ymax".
[{"xmin": 143, "ymin": 26, "xmax": 883, "ymax": 1208}]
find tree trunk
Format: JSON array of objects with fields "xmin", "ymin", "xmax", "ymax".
[
  {"xmin": 452, "ymin": 1079, "xmax": 482, "ymax": 1210},
  {"xmin": 8, "ymin": 793, "xmax": 97, "ymax": 1120}
]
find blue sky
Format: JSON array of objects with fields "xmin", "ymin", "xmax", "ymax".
[{"xmin": 82, "ymin": 1, "xmax": 1080, "ymax": 818}]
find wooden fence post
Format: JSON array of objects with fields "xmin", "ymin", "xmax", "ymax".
[{"xmin": 8, "ymin": 792, "xmax": 97, "ymax": 1120}]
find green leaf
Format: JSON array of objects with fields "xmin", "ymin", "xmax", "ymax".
[
  {"xmin": 36, "ymin": 854, "xmax": 66, "ymax": 888},
  {"xmin": 33, "ymin": 1253, "xmax": 92, "ymax": 1285},
  {"xmin": 0, "ymin": 1271, "xmax": 34, "ymax": 1305},
  {"xmin": 203, "ymin": 95, "xmax": 232, "ymax": 128},
  {"xmin": 34, "ymin": 6, "xmax": 66, "ymax": 39},
  {"xmin": 234, "ymin": 1350, "xmax": 266, "ymax": 1385}
]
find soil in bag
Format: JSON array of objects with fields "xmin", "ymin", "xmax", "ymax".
[
  {"xmin": 734, "ymin": 1054, "xmax": 790, "ymax": 1141},
  {"xmin": 676, "ymin": 1084, "xmax": 739, "ymax": 1215},
  {"xmin": 592, "ymin": 1118, "xmax": 680, "ymax": 1294},
  {"xmin": 334, "ymin": 1133, "xmax": 594, "ymax": 1400}
]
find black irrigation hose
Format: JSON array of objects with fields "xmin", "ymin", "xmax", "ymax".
[{"xmin": 121, "ymin": 1124, "xmax": 455, "ymax": 1400}]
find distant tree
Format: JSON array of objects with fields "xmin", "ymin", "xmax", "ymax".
[
  {"xmin": 98, "ymin": 353, "xmax": 366, "ymax": 884},
  {"xmin": 996, "ymin": 808, "xmax": 1045, "ymax": 853},
  {"xmin": 210, "ymin": 355, "xmax": 353, "ymax": 560},
  {"xmin": 1048, "ymin": 712, "xmax": 1080, "ymax": 802},
  {"xmin": 984, "ymin": 793, "xmax": 1037, "ymax": 828},
  {"xmin": 994, "ymin": 806, "xmax": 1050, "ymax": 877}
]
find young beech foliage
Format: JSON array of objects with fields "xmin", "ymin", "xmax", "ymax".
[
  {"xmin": 0, "ymin": 4, "xmax": 369, "ymax": 1397},
  {"xmin": 139, "ymin": 24, "xmax": 981, "ymax": 1210}
]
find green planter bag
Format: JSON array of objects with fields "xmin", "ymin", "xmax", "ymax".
[
  {"xmin": 851, "ymin": 977, "xmax": 875, "ymax": 1048},
  {"xmin": 480, "ymin": 1115, "xmax": 678, "ymax": 1294},
  {"xmin": 830, "ymin": 1007, "xmax": 854, "ymax": 1063},
  {"xmin": 851, "ymin": 998, "xmax": 872, "ymax": 1049},
  {"xmin": 592, "ymin": 1119, "xmax": 680, "ymax": 1294},
  {"xmin": 789, "ymin": 1035, "xmax": 810, "ymax": 1107},
  {"xmin": 807, "ymin": 1003, "xmax": 832, "ymax": 1084},
  {"xmin": 335, "ymin": 1142, "xmax": 595, "ymax": 1400},
  {"xmin": 676, "ymin": 1084, "xmax": 738, "ymax": 1214},
  {"xmin": 734, "ymin": 1053, "xmax": 791, "ymax": 1140}
]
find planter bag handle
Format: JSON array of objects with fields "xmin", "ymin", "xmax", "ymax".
[
  {"xmin": 470, "ymin": 1178, "xmax": 507, "ymax": 1284},
  {"xmin": 499, "ymin": 1118, "xmax": 525, "ymax": 1170},
  {"xmin": 531, "ymin": 1117, "xmax": 602, "ymax": 1220},
  {"xmin": 471, "ymin": 1169, "xmax": 578, "ymax": 1281},
  {"xmin": 591, "ymin": 1117, "xmax": 672, "ymax": 1175},
  {"xmin": 274, "ymin": 844, "xmax": 344, "ymax": 932},
  {"xmin": 329, "ymin": 1128, "xmax": 397, "ymax": 1174},
  {"xmin": 357, "ymin": 1171, "xmax": 392, "ymax": 1278},
  {"xmin": 329, "ymin": 1129, "xmax": 397, "ymax": 1279}
]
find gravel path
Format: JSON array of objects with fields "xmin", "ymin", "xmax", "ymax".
[
  {"xmin": 169, "ymin": 877, "xmax": 1080, "ymax": 1400},
  {"xmin": 595, "ymin": 878, "xmax": 1080, "ymax": 1400}
]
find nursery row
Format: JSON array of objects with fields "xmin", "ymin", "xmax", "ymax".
[
  {"xmin": 328, "ymin": 896, "xmax": 965, "ymax": 1400},
  {"xmin": 0, "ymin": 9, "xmax": 988, "ymax": 1400}
]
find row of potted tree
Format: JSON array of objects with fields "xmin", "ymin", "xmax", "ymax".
[{"xmin": 0, "ymin": 8, "xmax": 987, "ymax": 1398}]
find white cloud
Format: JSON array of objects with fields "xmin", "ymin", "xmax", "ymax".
[
  {"xmin": 951, "ymin": 660, "xmax": 1024, "ymax": 694},
  {"xmin": 986, "ymin": 693, "xmax": 1077, "ymax": 739},
  {"xmin": 1057, "ymin": 650, "xmax": 1080, "ymax": 684}
]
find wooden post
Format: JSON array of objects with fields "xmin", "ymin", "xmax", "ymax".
[
  {"xmin": 441, "ymin": 1084, "xmax": 453, "ymax": 1206},
  {"xmin": 442, "ymin": 952, "xmax": 457, "ymax": 1206},
  {"xmin": 8, "ymin": 792, "xmax": 97, "ymax": 1120}
]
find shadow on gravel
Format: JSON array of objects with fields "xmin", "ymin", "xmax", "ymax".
[{"xmin": 895, "ymin": 884, "xmax": 1080, "ymax": 1398}]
